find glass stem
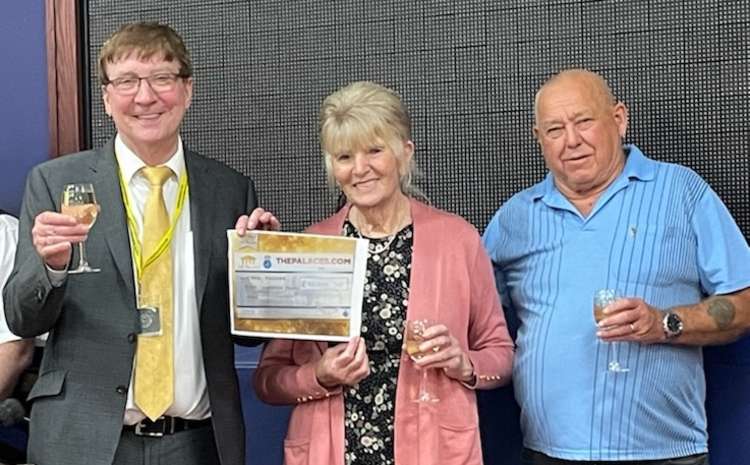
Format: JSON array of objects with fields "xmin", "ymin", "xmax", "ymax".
[
  {"xmin": 78, "ymin": 241, "xmax": 89, "ymax": 267},
  {"xmin": 612, "ymin": 341, "xmax": 618, "ymax": 363},
  {"xmin": 420, "ymin": 369, "xmax": 428, "ymax": 399}
]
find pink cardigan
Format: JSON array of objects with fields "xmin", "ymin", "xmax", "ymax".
[{"xmin": 254, "ymin": 199, "xmax": 514, "ymax": 465}]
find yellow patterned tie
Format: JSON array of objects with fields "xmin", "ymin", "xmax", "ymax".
[{"xmin": 134, "ymin": 166, "xmax": 174, "ymax": 421}]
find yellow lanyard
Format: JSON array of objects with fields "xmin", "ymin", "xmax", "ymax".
[{"xmin": 117, "ymin": 166, "xmax": 189, "ymax": 283}]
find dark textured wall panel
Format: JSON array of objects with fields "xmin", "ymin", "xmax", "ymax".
[{"xmin": 86, "ymin": 0, "xmax": 749, "ymax": 237}]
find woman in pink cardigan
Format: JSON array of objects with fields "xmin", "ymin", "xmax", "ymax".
[{"xmin": 254, "ymin": 81, "xmax": 514, "ymax": 465}]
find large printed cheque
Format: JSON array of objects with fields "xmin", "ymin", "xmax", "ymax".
[{"xmin": 228, "ymin": 230, "xmax": 368, "ymax": 341}]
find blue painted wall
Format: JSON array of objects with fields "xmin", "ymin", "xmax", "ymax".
[
  {"xmin": 704, "ymin": 339, "xmax": 750, "ymax": 463},
  {"xmin": 236, "ymin": 347, "xmax": 290, "ymax": 465},
  {"xmin": 0, "ymin": 0, "xmax": 49, "ymax": 214},
  {"xmin": 0, "ymin": 1, "xmax": 48, "ymax": 455}
]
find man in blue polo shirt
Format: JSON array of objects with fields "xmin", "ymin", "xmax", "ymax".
[{"xmin": 482, "ymin": 68, "xmax": 750, "ymax": 465}]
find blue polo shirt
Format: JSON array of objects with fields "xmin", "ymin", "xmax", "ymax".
[{"xmin": 482, "ymin": 145, "xmax": 750, "ymax": 460}]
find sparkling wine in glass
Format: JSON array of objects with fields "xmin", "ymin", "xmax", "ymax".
[
  {"xmin": 61, "ymin": 183, "xmax": 100, "ymax": 274},
  {"xmin": 593, "ymin": 288, "xmax": 629, "ymax": 373},
  {"xmin": 404, "ymin": 319, "xmax": 440, "ymax": 403}
]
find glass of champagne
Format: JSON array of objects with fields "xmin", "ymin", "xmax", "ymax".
[
  {"xmin": 61, "ymin": 183, "xmax": 100, "ymax": 274},
  {"xmin": 404, "ymin": 319, "xmax": 440, "ymax": 403},
  {"xmin": 593, "ymin": 288, "xmax": 629, "ymax": 373}
]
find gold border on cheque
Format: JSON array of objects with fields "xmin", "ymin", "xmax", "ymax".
[{"xmin": 227, "ymin": 229, "xmax": 368, "ymax": 342}]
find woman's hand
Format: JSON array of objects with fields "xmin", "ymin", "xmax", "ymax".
[
  {"xmin": 315, "ymin": 337, "xmax": 370, "ymax": 388},
  {"xmin": 409, "ymin": 324, "xmax": 474, "ymax": 383}
]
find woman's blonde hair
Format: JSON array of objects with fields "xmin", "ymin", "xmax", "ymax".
[{"xmin": 319, "ymin": 81, "xmax": 418, "ymax": 195}]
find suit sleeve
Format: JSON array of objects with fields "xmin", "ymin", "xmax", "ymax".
[
  {"xmin": 3, "ymin": 166, "xmax": 67, "ymax": 338},
  {"xmin": 463, "ymin": 234, "xmax": 514, "ymax": 390},
  {"xmin": 232, "ymin": 175, "xmax": 264, "ymax": 347},
  {"xmin": 253, "ymin": 339, "xmax": 342, "ymax": 406},
  {"xmin": 244, "ymin": 177, "xmax": 258, "ymax": 213}
]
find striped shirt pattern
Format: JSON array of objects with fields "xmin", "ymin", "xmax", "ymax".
[{"xmin": 482, "ymin": 145, "xmax": 750, "ymax": 460}]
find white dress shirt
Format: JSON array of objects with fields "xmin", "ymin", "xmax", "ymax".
[
  {"xmin": 114, "ymin": 135, "xmax": 211, "ymax": 424},
  {"xmin": 0, "ymin": 214, "xmax": 19, "ymax": 344}
]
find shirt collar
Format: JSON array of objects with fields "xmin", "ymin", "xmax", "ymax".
[
  {"xmin": 618, "ymin": 144, "xmax": 655, "ymax": 182},
  {"xmin": 530, "ymin": 144, "xmax": 655, "ymax": 203},
  {"xmin": 114, "ymin": 134, "xmax": 185, "ymax": 183}
]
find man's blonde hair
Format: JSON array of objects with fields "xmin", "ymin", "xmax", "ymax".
[{"xmin": 98, "ymin": 21, "xmax": 192, "ymax": 85}]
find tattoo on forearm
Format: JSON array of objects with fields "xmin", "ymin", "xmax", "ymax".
[{"xmin": 707, "ymin": 298, "xmax": 735, "ymax": 330}]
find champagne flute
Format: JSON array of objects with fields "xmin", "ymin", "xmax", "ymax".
[
  {"xmin": 61, "ymin": 183, "xmax": 100, "ymax": 274},
  {"xmin": 593, "ymin": 288, "xmax": 629, "ymax": 373},
  {"xmin": 404, "ymin": 319, "xmax": 440, "ymax": 403}
]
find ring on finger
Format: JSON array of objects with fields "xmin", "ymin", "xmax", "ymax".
[{"xmin": 432, "ymin": 346, "xmax": 440, "ymax": 353}]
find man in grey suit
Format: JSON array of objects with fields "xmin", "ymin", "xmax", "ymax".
[{"xmin": 3, "ymin": 22, "xmax": 278, "ymax": 465}]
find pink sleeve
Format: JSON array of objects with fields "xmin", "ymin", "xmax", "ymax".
[
  {"xmin": 253, "ymin": 339, "xmax": 342, "ymax": 406},
  {"xmin": 464, "ymin": 236, "xmax": 514, "ymax": 390}
]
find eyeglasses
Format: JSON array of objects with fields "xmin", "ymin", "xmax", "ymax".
[{"xmin": 106, "ymin": 72, "xmax": 186, "ymax": 96}]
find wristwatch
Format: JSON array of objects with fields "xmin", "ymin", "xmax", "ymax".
[{"xmin": 662, "ymin": 312, "xmax": 684, "ymax": 339}]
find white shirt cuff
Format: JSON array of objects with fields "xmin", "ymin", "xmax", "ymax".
[{"xmin": 46, "ymin": 264, "xmax": 68, "ymax": 287}]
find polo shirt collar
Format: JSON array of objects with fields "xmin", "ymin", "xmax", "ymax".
[{"xmin": 532, "ymin": 144, "xmax": 656, "ymax": 213}]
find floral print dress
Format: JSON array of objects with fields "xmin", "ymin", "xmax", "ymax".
[{"xmin": 342, "ymin": 220, "xmax": 414, "ymax": 465}]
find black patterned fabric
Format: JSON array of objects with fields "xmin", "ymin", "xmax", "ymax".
[{"xmin": 341, "ymin": 220, "xmax": 413, "ymax": 465}]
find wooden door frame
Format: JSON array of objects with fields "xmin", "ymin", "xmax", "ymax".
[{"xmin": 46, "ymin": 0, "xmax": 84, "ymax": 157}]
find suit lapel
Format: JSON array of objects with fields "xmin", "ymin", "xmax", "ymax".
[
  {"xmin": 185, "ymin": 151, "xmax": 216, "ymax": 310},
  {"xmin": 92, "ymin": 139, "xmax": 136, "ymax": 296}
]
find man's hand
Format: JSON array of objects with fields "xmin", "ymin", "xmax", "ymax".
[
  {"xmin": 234, "ymin": 208, "xmax": 281, "ymax": 236},
  {"xmin": 597, "ymin": 297, "xmax": 665, "ymax": 344},
  {"xmin": 32, "ymin": 211, "xmax": 89, "ymax": 270}
]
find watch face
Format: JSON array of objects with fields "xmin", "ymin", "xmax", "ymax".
[{"xmin": 667, "ymin": 313, "xmax": 683, "ymax": 334}]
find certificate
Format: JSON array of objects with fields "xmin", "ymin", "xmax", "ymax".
[{"xmin": 228, "ymin": 230, "xmax": 369, "ymax": 342}]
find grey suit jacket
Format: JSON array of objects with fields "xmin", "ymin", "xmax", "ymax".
[{"xmin": 3, "ymin": 139, "xmax": 257, "ymax": 465}]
